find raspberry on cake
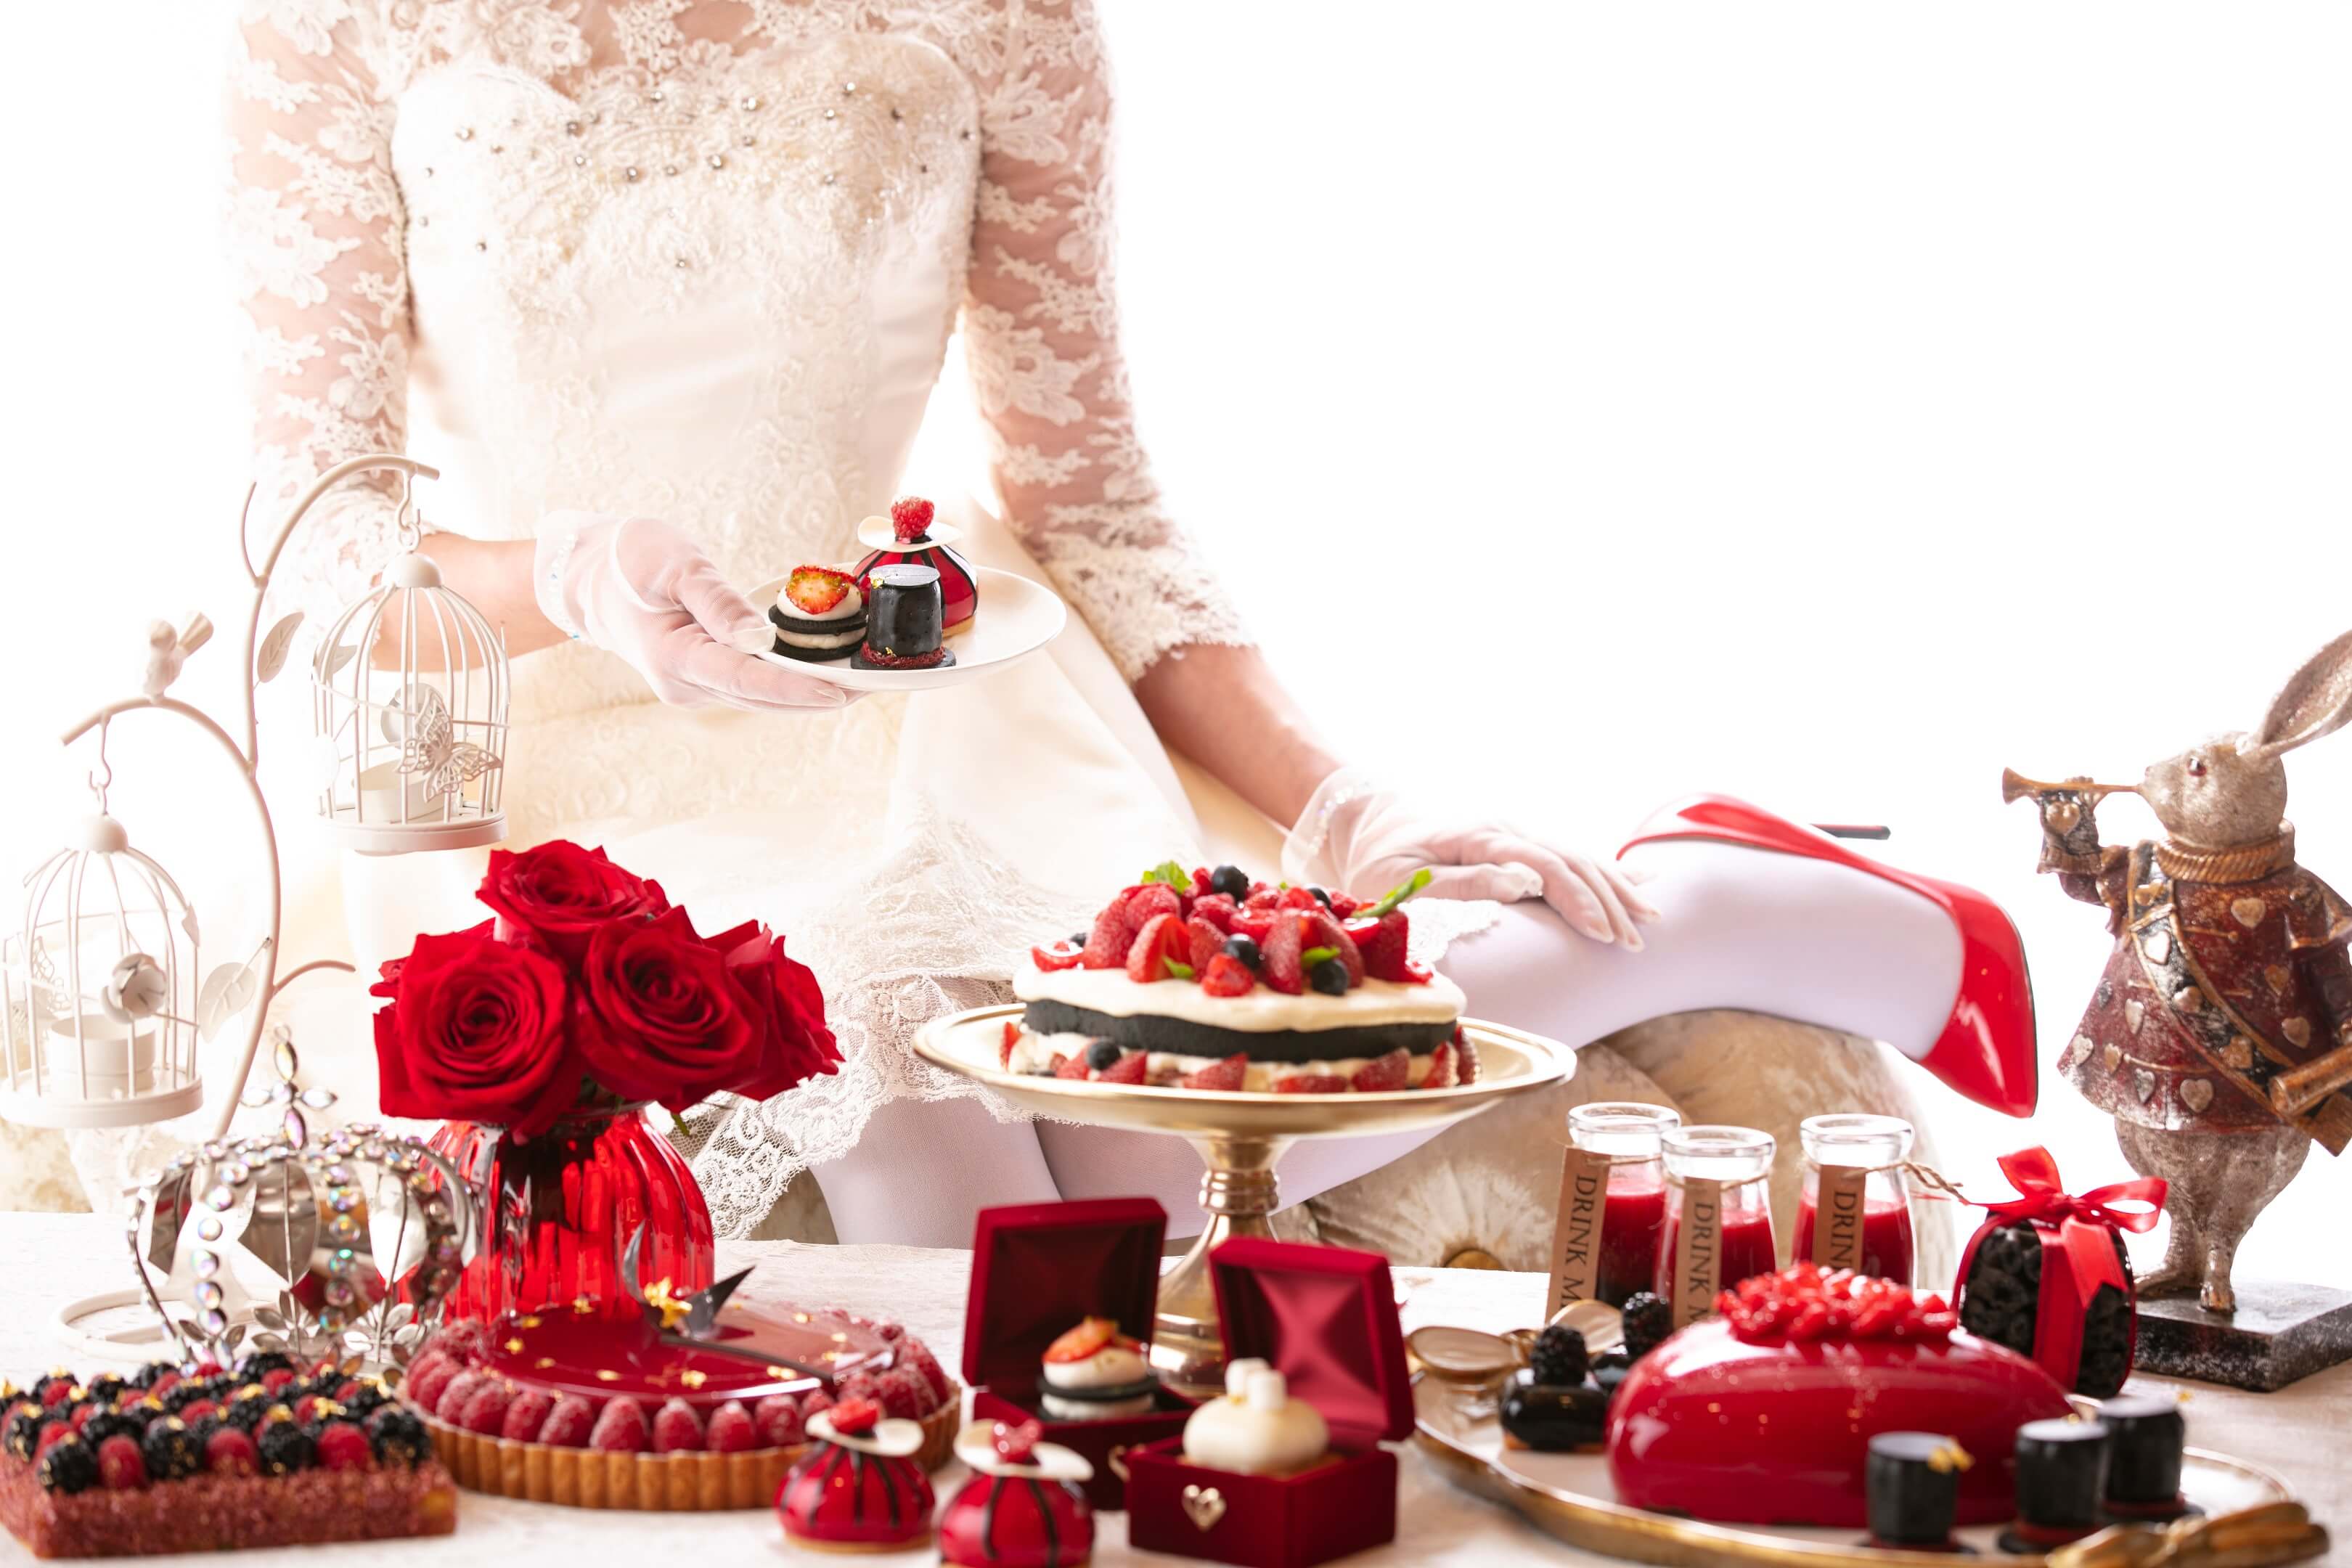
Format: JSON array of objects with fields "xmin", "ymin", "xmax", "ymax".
[{"xmin": 1005, "ymin": 863, "xmax": 1470, "ymax": 1093}]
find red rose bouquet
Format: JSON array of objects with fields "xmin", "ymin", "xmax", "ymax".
[{"xmin": 372, "ymin": 841, "xmax": 840, "ymax": 1135}]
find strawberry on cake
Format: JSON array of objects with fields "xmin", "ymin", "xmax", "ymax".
[{"xmin": 1007, "ymin": 863, "xmax": 1475, "ymax": 1094}]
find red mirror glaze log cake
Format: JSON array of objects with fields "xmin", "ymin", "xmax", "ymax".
[{"xmin": 1604, "ymin": 1265, "xmax": 2073, "ymax": 1528}]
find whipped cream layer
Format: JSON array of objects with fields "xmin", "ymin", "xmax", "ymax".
[
  {"xmin": 773, "ymin": 581, "xmax": 864, "ymax": 623},
  {"xmin": 1013, "ymin": 963, "xmax": 1463, "ymax": 1032},
  {"xmin": 1005, "ymin": 1026, "xmax": 1447, "ymax": 1093},
  {"xmin": 1042, "ymin": 1344, "xmax": 1151, "ymax": 1391}
]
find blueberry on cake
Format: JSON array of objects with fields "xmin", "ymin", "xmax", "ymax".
[{"xmin": 1006, "ymin": 864, "xmax": 1474, "ymax": 1093}]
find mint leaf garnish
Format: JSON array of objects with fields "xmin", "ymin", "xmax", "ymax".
[
  {"xmin": 1163, "ymin": 957, "xmax": 1196, "ymax": 980},
  {"xmin": 1140, "ymin": 860, "xmax": 1193, "ymax": 894},
  {"xmin": 1301, "ymin": 946, "xmax": 1339, "ymax": 967},
  {"xmin": 1360, "ymin": 867, "xmax": 1433, "ymax": 921}
]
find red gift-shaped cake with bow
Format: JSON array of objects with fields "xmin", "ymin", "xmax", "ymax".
[
  {"xmin": 1953, "ymin": 1147, "xmax": 2168, "ymax": 1397},
  {"xmin": 963, "ymin": 1199, "xmax": 1195, "ymax": 1510},
  {"xmin": 1124, "ymin": 1238, "xmax": 1411, "ymax": 1568}
]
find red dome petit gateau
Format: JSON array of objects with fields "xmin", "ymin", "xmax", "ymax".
[
  {"xmin": 775, "ymin": 1397, "xmax": 935, "ymax": 1551},
  {"xmin": 852, "ymin": 496, "xmax": 976, "ymax": 637},
  {"xmin": 940, "ymin": 1418, "xmax": 1095, "ymax": 1567}
]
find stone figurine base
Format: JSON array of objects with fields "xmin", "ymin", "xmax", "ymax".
[{"xmin": 2133, "ymin": 1281, "xmax": 2352, "ymax": 1392}]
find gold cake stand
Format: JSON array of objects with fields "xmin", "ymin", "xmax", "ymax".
[{"xmin": 912, "ymin": 1007, "xmax": 1570, "ymax": 1398}]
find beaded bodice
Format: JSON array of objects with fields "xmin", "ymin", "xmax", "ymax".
[{"xmin": 229, "ymin": 0, "xmax": 1248, "ymax": 691}]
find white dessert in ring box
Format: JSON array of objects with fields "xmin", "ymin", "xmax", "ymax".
[
  {"xmin": 963, "ymin": 1197, "xmax": 1196, "ymax": 1511},
  {"xmin": 1123, "ymin": 1237, "xmax": 1413, "ymax": 1568}
]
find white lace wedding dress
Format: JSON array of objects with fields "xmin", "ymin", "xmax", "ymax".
[{"xmin": 229, "ymin": 0, "xmax": 1412, "ymax": 1238}]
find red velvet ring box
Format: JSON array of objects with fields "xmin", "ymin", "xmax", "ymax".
[
  {"xmin": 963, "ymin": 1197, "xmax": 1196, "ymax": 1510},
  {"xmin": 1124, "ymin": 1237, "xmax": 1413, "ymax": 1568}
]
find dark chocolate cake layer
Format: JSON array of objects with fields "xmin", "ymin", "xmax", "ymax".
[
  {"xmin": 1021, "ymin": 999, "xmax": 1453, "ymax": 1062},
  {"xmin": 769, "ymin": 605, "xmax": 867, "ymax": 636},
  {"xmin": 772, "ymin": 638, "xmax": 857, "ymax": 662}
]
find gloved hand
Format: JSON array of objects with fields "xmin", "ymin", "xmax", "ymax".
[
  {"xmin": 1282, "ymin": 765, "xmax": 1659, "ymax": 948},
  {"xmin": 535, "ymin": 513, "xmax": 852, "ymax": 711}
]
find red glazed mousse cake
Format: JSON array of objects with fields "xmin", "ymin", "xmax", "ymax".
[
  {"xmin": 1, "ymin": 1351, "xmax": 454, "ymax": 1558},
  {"xmin": 1605, "ymin": 1263, "xmax": 2073, "ymax": 1527},
  {"xmin": 1008, "ymin": 864, "xmax": 1474, "ymax": 1093}
]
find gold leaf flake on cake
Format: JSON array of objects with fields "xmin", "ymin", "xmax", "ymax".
[
  {"xmin": 505, "ymin": 1339, "xmax": 526, "ymax": 1354},
  {"xmin": 681, "ymin": 1370, "xmax": 708, "ymax": 1389},
  {"xmin": 595, "ymin": 1370, "xmax": 619, "ymax": 1382}
]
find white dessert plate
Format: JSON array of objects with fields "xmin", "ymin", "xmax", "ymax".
[{"xmin": 750, "ymin": 565, "xmax": 1066, "ymax": 692}]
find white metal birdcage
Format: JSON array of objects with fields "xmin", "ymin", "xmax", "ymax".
[
  {"xmin": 311, "ymin": 502, "xmax": 510, "ymax": 854},
  {"xmin": 0, "ymin": 814, "xmax": 205, "ymax": 1128}
]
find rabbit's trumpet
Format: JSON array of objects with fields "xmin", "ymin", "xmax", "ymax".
[{"xmin": 1999, "ymin": 769, "xmax": 2141, "ymax": 805}]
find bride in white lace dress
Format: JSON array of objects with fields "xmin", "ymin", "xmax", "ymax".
[{"xmin": 229, "ymin": 0, "xmax": 1979, "ymax": 1249}]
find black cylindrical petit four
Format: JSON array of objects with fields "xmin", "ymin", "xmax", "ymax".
[
  {"xmin": 854, "ymin": 563, "xmax": 956, "ymax": 671},
  {"xmin": 1864, "ymin": 1432, "xmax": 1967, "ymax": 1549},
  {"xmin": 2097, "ymin": 1395, "xmax": 2186, "ymax": 1512},
  {"xmin": 2012, "ymin": 1418, "xmax": 2110, "ymax": 1542},
  {"xmin": 1498, "ymin": 1368, "xmax": 1606, "ymax": 1453}
]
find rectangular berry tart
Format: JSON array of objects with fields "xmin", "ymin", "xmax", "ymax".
[
  {"xmin": 1, "ymin": 1353, "xmax": 456, "ymax": 1559},
  {"xmin": 1009, "ymin": 864, "xmax": 1478, "ymax": 1093}
]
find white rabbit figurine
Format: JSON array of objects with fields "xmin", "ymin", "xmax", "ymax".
[{"xmin": 2015, "ymin": 629, "xmax": 2352, "ymax": 1314}]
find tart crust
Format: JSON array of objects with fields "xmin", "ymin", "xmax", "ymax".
[
  {"xmin": 0, "ymin": 1453, "xmax": 457, "ymax": 1559},
  {"xmin": 405, "ymin": 1383, "xmax": 960, "ymax": 1511}
]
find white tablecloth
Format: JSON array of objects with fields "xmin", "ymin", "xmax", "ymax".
[{"xmin": 1, "ymin": 1215, "xmax": 2343, "ymax": 1566}]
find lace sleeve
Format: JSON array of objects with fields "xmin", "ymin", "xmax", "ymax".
[
  {"xmin": 227, "ymin": 4, "xmax": 411, "ymax": 621},
  {"xmin": 963, "ymin": 0, "xmax": 1249, "ymax": 683}
]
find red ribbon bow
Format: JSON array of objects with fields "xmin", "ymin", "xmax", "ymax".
[
  {"xmin": 1981, "ymin": 1147, "xmax": 2167, "ymax": 1236},
  {"xmin": 1954, "ymin": 1147, "xmax": 2168, "ymax": 1392}
]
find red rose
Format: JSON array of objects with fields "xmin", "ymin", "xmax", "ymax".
[
  {"xmin": 476, "ymin": 841, "xmax": 669, "ymax": 965},
  {"xmin": 574, "ymin": 909, "xmax": 761, "ymax": 1110},
  {"xmin": 707, "ymin": 920, "xmax": 842, "ymax": 1100},
  {"xmin": 371, "ymin": 928, "xmax": 579, "ymax": 1138}
]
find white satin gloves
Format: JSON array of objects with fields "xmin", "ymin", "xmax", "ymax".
[
  {"xmin": 1282, "ymin": 767, "xmax": 1659, "ymax": 949},
  {"xmin": 534, "ymin": 513, "xmax": 850, "ymax": 711}
]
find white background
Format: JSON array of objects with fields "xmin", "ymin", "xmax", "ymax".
[{"xmin": 0, "ymin": 4, "xmax": 2345, "ymax": 1286}]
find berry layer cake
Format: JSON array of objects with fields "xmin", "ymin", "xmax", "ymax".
[
  {"xmin": 1, "ymin": 1352, "xmax": 454, "ymax": 1558},
  {"xmin": 1008, "ymin": 863, "xmax": 1476, "ymax": 1093},
  {"xmin": 399, "ymin": 1305, "xmax": 958, "ymax": 1509},
  {"xmin": 769, "ymin": 565, "xmax": 865, "ymax": 661}
]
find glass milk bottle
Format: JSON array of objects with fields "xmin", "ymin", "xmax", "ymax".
[
  {"xmin": 1565, "ymin": 1102, "xmax": 1682, "ymax": 1307},
  {"xmin": 1655, "ymin": 1125, "xmax": 1778, "ymax": 1317},
  {"xmin": 1789, "ymin": 1113, "xmax": 1916, "ymax": 1283}
]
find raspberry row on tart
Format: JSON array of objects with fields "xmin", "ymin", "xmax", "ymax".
[{"xmin": 1006, "ymin": 864, "xmax": 1478, "ymax": 1093}]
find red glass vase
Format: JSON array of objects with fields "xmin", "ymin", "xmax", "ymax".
[{"xmin": 428, "ymin": 1103, "xmax": 715, "ymax": 1323}]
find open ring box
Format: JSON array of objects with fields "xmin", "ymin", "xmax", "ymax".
[
  {"xmin": 1124, "ymin": 1238, "xmax": 1413, "ymax": 1568},
  {"xmin": 963, "ymin": 1197, "xmax": 1198, "ymax": 1511}
]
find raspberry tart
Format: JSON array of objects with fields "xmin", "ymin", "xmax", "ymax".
[
  {"xmin": 0, "ymin": 1353, "xmax": 456, "ymax": 1557},
  {"xmin": 1008, "ymin": 864, "xmax": 1474, "ymax": 1093},
  {"xmin": 399, "ymin": 1282, "xmax": 959, "ymax": 1510}
]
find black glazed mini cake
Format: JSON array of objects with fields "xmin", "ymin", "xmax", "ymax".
[
  {"xmin": 852, "ymin": 563, "xmax": 956, "ymax": 671},
  {"xmin": 1863, "ymin": 1432, "xmax": 1969, "ymax": 1551},
  {"xmin": 2098, "ymin": 1395, "xmax": 2192, "ymax": 1521},
  {"xmin": 1498, "ymin": 1326, "xmax": 1606, "ymax": 1453},
  {"xmin": 2002, "ymin": 1417, "xmax": 2110, "ymax": 1553}
]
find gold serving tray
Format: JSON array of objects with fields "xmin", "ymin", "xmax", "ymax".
[
  {"xmin": 409, "ymin": 1386, "xmax": 959, "ymax": 1511},
  {"xmin": 1413, "ymin": 1377, "xmax": 2296, "ymax": 1567}
]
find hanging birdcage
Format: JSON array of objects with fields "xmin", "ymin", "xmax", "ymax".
[
  {"xmin": 0, "ymin": 814, "xmax": 204, "ymax": 1128},
  {"xmin": 311, "ymin": 484, "xmax": 509, "ymax": 854}
]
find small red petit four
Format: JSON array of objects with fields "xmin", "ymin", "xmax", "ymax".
[
  {"xmin": 776, "ymin": 1398, "xmax": 936, "ymax": 1551},
  {"xmin": 940, "ymin": 1418, "xmax": 1095, "ymax": 1567},
  {"xmin": 852, "ymin": 495, "xmax": 978, "ymax": 637},
  {"xmin": 1605, "ymin": 1263, "xmax": 2073, "ymax": 1528}
]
